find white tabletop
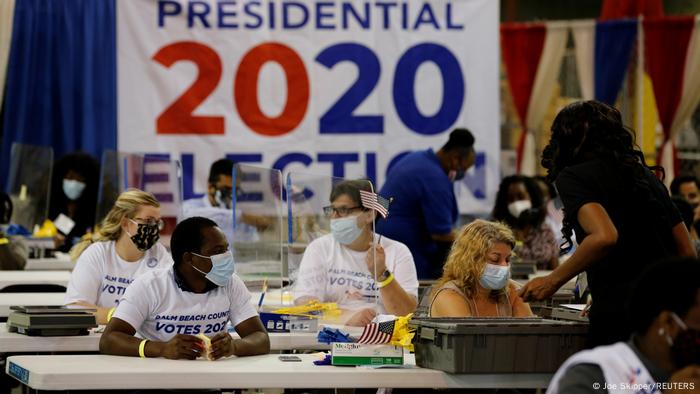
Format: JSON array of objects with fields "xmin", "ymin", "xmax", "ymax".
[
  {"xmin": 0, "ymin": 271, "xmax": 71, "ymax": 290},
  {"xmin": 0, "ymin": 293, "xmax": 66, "ymax": 318},
  {"xmin": 0, "ymin": 322, "xmax": 100, "ymax": 353},
  {"xmin": 0, "ymin": 323, "xmax": 342, "ymax": 353},
  {"xmin": 23, "ymin": 253, "xmax": 74, "ymax": 271},
  {"xmin": 5, "ymin": 353, "xmax": 552, "ymax": 390}
]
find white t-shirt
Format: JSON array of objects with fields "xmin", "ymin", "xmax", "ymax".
[
  {"xmin": 64, "ymin": 241, "xmax": 173, "ymax": 308},
  {"xmin": 547, "ymin": 342, "xmax": 657, "ymax": 394},
  {"xmin": 113, "ymin": 267, "xmax": 258, "ymax": 342},
  {"xmin": 294, "ymin": 234, "xmax": 419, "ymax": 312},
  {"xmin": 182, "ymin": 195, "xmax": 212, "ymax": 211}
]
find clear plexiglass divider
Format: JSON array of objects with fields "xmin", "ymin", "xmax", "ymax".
[
  {"xmin": 5, "ymin": 143, "xmax": 54, "ymax": 232},
  {"xmin": 96, "ymin": 152, "xmax": 182, "ymax": 249},
  {"xmin": 230, "ymin": 164, "xmax": 285, "ymax": 306},
  {"xmin": 141, "ymin": 155, "xmax": 183, "ymax": 248},
  {"xmin": 95, "ymin": 151, "xmax": 145, "ymax": 227}
]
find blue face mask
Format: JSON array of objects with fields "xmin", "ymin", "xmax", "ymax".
[
  {"xmin": 330, "ymin": 216, "xmax": 363, "ymax": 245},
  {"xmin": 63, "ymin": 179, "xmax": 86, "ymax": 200},
  {"xmin": 479, "ymin": 263, "xmax": 510, "ymax": 290},
  {"xmin": 191, "ymin": 250, "xmax": 235, "ymax": 287}
]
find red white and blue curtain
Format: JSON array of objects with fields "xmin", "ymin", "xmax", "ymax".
[
  {"xmin": 645, "ymin": 16, "xmax": 700, "ymax": 181},
  {"xmin": 502, "ymin": 16, "xmax": 700, "ymax": 181},
  {"xmin": 501, "ymin": 22, "xmax": 568, "ymax": 176}
]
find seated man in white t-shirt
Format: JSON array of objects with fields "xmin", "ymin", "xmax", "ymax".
[
  {"xmin": 294, "ymin": 180, "xmax": 419, "ymax": 326},
  {"xmin": 100, "ymin": 216, "xmax": 270, "ymax": 360}
]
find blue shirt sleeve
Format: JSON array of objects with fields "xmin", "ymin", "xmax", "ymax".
[{"xmin": 420, "ymin": 177, "xmax": 457, "ymax": 235}]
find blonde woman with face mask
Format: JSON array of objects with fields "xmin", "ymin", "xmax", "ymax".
[
  {"xmin": 429, "ymin": 220, "xmax": 533, "ymax": 317},
  {"xmin": 294, "ymin": 180, "xmax": 419, "ymax": 326},
  {"xmin": 65, "ymin": 189, "xmax": 173, "ymax": 324}
]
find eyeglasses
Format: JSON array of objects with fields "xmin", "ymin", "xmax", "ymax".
[
  {"xmin": 130, "ymin": 218, "xmax": 165, "ymax": 230},
  {"xmin": 322, "ymin": 206, "xmax": 363, "ymax": 217}
]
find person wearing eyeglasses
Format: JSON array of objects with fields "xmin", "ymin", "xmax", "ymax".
[
  {"xmin": 66, "ymin": 189, "xmax": 173, "ymax": 324},
  {"xmin": 100, "ymin": 216, "xmax": 269, "ymax": 361},
  {"xmin": 294, "ymin": 180, "xmax": 419, "ymax": 326}
]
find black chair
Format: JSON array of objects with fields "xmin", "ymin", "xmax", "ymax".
[{"xmin": 0, "ymin": 284, "xmax": 67, "ymax": 323}]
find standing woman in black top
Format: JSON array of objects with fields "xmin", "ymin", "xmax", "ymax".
[{"xmin": 519, "ymin": 100, "xmax": 696, "ymax": 347}]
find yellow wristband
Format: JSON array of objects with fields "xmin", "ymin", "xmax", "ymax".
[
  {"xmin": 377, "ymin": 272, "xmax": 394, "ymax": 288},
  {"xmin": 138, "ymin": 339, "xmax": 148, "ymax": 358},
  {"xmin": 0, "ymin": 237, "xmax": 9, "ymax": 245},
  {"xmin": 107, "ymin": 307, "xmax": 116, "ymax": 322}
]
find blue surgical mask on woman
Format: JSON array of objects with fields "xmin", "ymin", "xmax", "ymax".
[
  {"xmin": 190, "ymin": 250, "xmax": 235, "ymax": 287},
  {"xmin": 330, "ymin": 216, "xmax": 363, "ymax": 245},
  {"xmin": 63, "ymin": 179, "xmax": 86, "ymax": 200},
  {"xmin": 479, "ymin": 263, "xmax": 510, "ymax": 290}
]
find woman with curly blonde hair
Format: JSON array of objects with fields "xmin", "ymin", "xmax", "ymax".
[{"xmin": 429, "ymin": 219, "xmax": 533, "ymax": 317}]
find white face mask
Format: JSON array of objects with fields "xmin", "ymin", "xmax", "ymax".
[
  {"xmin": 448, "ymin": 170, "xmax": 457, "ymax": 182},
  {"xmin": 507, "ymin": 200, "xmax": 532, "ymax": 218}
]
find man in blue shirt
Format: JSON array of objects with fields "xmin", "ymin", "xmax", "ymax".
[{"xmin": 377, "ymin": 129, "xmax": 476, "ymax": 279}]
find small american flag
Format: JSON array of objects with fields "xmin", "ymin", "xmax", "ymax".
[
  {"xmin": 356, "ymin": 319, "xmax": 395, "ymax": 344},
  {"xmin": 359, "ymin": 190, "xmax": 391, "ymax": 218}
]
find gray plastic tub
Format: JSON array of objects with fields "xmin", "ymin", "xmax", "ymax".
[{"xmin": 411, "ymin": 317, "xmax": 588, "ymax": 373}]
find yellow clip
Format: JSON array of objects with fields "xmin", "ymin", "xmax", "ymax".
[{"xmin": 272, "ymin": 301, "xmax": 340, "ymax": 317}]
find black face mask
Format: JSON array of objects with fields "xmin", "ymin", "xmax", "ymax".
[
  {"xmin": 214, "ymin": 188, "xmax": 233, "ymax": 209},
  {"xmin": 670, "ymin": 314, "xmax": 700, "ymax": 368},
  {"xmin": 129, "ymin": 223, "xmax": 160, "ymax": 251}
]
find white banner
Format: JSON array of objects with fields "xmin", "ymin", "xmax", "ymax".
[{"xmin": 118, "ymin": 0, "xmax": 499, "ymax": 213}]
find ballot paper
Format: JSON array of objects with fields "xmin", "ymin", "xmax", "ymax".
[
  {"xmin": 54, "ymin": 214, "xmax": 76, "ymax": 235},
  {"xmin": 561, "ymin": 304, "xmax": 587, "ymax": 312},
  {"xmin": 197, "ymin": 333, "xmax": 213, "ymax": 361}
]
